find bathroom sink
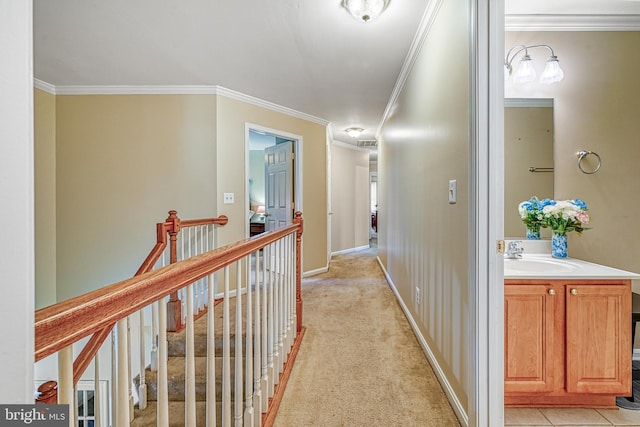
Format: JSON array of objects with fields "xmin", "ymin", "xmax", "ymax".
[{"xmin": 504, "ymin": 256, "xmax": 581, "ymax": 275}]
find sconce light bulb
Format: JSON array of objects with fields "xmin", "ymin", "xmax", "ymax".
[
  {"xmin": 513, "ymin": 54, "xmax": 536, "ymax": 84},
  {"xmin": 539, "ymin": 56, "xmax": 564, "ymax": 84}
]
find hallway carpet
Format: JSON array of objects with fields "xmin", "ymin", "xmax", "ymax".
[{"xmin": 273, "ymin": 248, "xmax": 461, "ymax": 427}]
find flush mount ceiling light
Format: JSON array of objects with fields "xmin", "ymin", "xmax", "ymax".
[
  {"xmin": 345, "ymin": 127, "xmax": 364, "ymax": 138},
  {"xmin": 504, "ymin": 44, "xmax": 564, "ymax": 85},
  {"xmin": 342, "ymin": 0, "xmax": 390, "ymax": 23}
]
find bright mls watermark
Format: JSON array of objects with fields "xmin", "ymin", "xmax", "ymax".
[{"xmin": 0, "ymin": 405, "xmax": 68, "ymax": 426}]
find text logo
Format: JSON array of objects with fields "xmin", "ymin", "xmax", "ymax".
[{"xmin": 0, "ymin": 405, "xmax": 68, "ymax": 426}]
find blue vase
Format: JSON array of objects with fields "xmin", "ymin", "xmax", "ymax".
[
  {"xmin": 551, "ymin": 232, "xmax": 568, "ymax": 258},
  {"xmin": 526, "ymin": 226, "xmax": 541, "ymax": 240}
]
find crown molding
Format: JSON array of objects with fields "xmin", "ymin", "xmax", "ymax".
[
  {"xmin": 33, "ymin": 81, "xmax": 329, "ymax": 126},
  {"xmin": 34, "ymin": 79, "xmax": 56, "ymax": 94},
  {"xmin": 377, "ymin": 0, "xmax": 444, "ymax": 139},
  {"xmin": 506, "ymin": 14, "xmax": 640, "ymax": 31},
  {"xmin": 215, "ymin": 86, "xmax": 329, "ymax": 126},
  {"xmin": 53, "ymin": 84, "xmax": 219, "ymax": 95}
]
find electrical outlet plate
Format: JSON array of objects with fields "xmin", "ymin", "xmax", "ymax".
[
  {"xmin": 415, "ymin": 287, "xmax": 420, "ymax": 305},
  {"xmin": 223, "ymin": 193, "xmax": 234, "ymax": 204}
]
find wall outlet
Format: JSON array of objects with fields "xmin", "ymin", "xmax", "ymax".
[
  {"xmin": 223, "ymin": 193, "xmax": 234, "ymax": 204},
  {"xmin": 415, "ymin": 287, "xmax": 420, "ymax": 306}
]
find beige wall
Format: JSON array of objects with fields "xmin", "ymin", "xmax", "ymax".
[
  {"xmin": 330, "ymin": 143, "xmax": 370, "ymax": 253},
  {"xmin": 215, "ymin": 96, "xmax": 328, "ymax": 273},
  {"xmin": 34, "ymin": 89, "xmax": 57, "ymax": 308},
  {"xmin": 504, "ymin": 105, "xmax": 554, "ymax": 238},
  {"xmin": 506, "ymin": 32, "xmax": 640, "ymax": 274},
  {"xmin": 378, "ymin": 0, "xmax": 470, "ymax": 413},
  {"xmin": 55, "ymin": 94, "xmax": 218, "ymax": 300}
]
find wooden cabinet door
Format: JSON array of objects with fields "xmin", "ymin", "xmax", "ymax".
[
  {"xmin": 505, "ymin": 283, "xmax": 562, "ymax": 393},
  {"xmin": 565, "ymin": 283, "xmax": 631, "ymax": 395}
]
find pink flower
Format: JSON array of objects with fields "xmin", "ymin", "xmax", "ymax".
[{"xmin": 577, "ymin": 211, "xmax": 589, "ymax": 225}]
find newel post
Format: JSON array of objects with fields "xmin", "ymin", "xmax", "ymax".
[
  {"xmin": 293, "ymin": 212, "xmax": 303, "ymax": 333},
  {"xmin": 166, "ymin": 210, "xmax": 182, "ymax": 332},
  {"xmin": 35, "ymin": 381, "xmax": 58, "ymax": 404}
]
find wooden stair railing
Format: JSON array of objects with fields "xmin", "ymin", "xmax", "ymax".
[
  {"xmin": 136, "ymin": 210, "xmax": 229, "ymax": 332},
  {"xmin": 35, "ymin": 212, "xmax": 303, "ymax": 426},
  {"xmin": 63, "ymin": 211, "xmax": 229, "ymax": 398}
]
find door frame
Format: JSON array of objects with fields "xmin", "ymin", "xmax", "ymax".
[
  {"xmin": 244, "ymin": 123, "xmax": 303, "ymax": 237},
  {"xmin": 474, "ymin": 0, "xmax": 505, "ymax": 425}
]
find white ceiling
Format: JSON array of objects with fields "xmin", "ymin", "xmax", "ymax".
[{"xmin": 33, "ymin": 1, "xmax": 640, "ymax": 145}]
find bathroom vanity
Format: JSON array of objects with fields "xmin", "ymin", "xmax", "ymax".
[{"xmin": 504, "ymin": 247, "xmax": 640, "ymax": 408}]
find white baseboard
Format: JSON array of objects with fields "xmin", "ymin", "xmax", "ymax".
[
  {"xmin": 303, "ymin": 266, "xmax": 328, "ymax": 277},
  {"xmin": 634, "ymin": 349, "xmax": 640, "ymax": 361},
  {"xmin": 376, "ymin": 256, "xmax": 469, "ymax": 427},
  {"xmin": 331, "ymin": 244, "xmax": 371, "ymax": 257}
]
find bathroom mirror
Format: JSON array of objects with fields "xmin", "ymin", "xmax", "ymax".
[{"xmin": 504, "ymin": 98, "xmax": 554, "ymax": 239}]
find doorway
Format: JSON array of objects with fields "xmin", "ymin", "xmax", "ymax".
[{"xmin": 245, "ymin": 124, "xmax": 303, "ymax": 237}]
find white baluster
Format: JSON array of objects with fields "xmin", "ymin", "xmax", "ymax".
[
  {"xmin": 186, "ymin": 283, "xmax": 196, "ymax": 426},
  {"xmin": 244, "ymin": 255, "xmax": 254, "ymax": 427},
  {"xmin": 261, "ymin": 245, "xmax": 269, "ymax": 411},
  {"xmin": 289, "ymin": 234, "xmax": 297, "ymax": 344},
  {"xmin": 234, "ymin": 262, "xmax": 244, "ymax": 427},
  {"xmin": 273, "ymin": 240, "xmax": 281, "ymax": 383},
  {"xmin": 288, "ymin": 234, "xmax": 295, "ymax": 348},
  {"xmin": 206, "ymin": 272, "xmax": 217, "ymax": 427},
  {"xmin": 157, "ymin": 297, "xmax": 169, "ymax": 427},
  {"xmin": 281, "ymin": 237, "xmax": 289, "ymax": 360},
  {"xmin": 267, "ymin": 243, "xmax": 276, "ymax": 395},
  {"xmin": 151, "ymin": 302, "xmax": 158, "ymax": 372},
  {"xmin": 253, "ymin": 251, "xmax": 263, "ymax": 424},
  {"xmin": 283, "ymin": 236, "xmax": 291, "ymax": 354},
  {"xmin": 94, "ymin": 351, "xmax": 101, "ymax": 427},
  {"xmin": 223, "ymin": 267, "xmax": 232, "ymax": 426},
  {"xmin": 116, "ymin": 318, "xmax": 130, "ymax": 426},
  {"xmin": 126, "ymin": 316, "xmax": 134, "ymax": 421},
  {"xmin": 111, "ymin": 331, "xmax": 116, "ymax": 427},
  {"xmin": 138, "ymin": 308, "xmax": 147, "ymax": 410},
  {"xmin": 58, "ymin": 345, "xmax": 74, "ymax": 427}
]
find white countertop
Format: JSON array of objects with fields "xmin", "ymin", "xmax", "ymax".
[{"xmin": 504, "ymin": 253, "xmax": 640, "ymax": 280}]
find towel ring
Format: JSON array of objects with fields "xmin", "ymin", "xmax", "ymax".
[{"xmin": 576, "ymin": 150, "xmax": 601, "ymax": 174}]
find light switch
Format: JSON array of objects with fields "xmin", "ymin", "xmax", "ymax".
[
  {"xmin": 223, "ymin": 193, "xmax": 235, "ymax": 204},
  {"xmin": 448, "ymin": 180, "xmax": 457, "ymax": 204}
]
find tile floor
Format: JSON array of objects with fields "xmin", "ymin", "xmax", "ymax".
[{"xmin": 505, "ymin": 407, "xmax": 640, "ymax": 426}]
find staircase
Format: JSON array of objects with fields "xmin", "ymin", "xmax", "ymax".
[
  {"xmin": 34, "ymin": 212, "xmax": 304, "ymax": 427},
  {"xmin": 132, "ymin": 297, "xmax": 247, "ymax": 426}
]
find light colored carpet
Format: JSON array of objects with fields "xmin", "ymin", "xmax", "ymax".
[{"xmin": 274, "ymin": 247, "xmax": 461, "ymax": 427}]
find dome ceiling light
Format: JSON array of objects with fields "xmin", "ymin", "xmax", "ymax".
[
  {"xmin": 342, "ymin": 0, "xmax": 390, "ymax": 23},
  {"xmin": 345, "ymin": 127, "xmax": 364, "ymax": 138}
]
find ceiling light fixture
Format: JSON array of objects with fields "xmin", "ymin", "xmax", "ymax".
[
  {"xmin": 342, "ymin": 0, "xmax": 390, "ymax": 23},
  {"xmin": 345, "ymin": 127, "xmax": 364, "ymax": 138},
  {"xmin": 504, "ymin": 44, "xmax": 564, "ymax": 85}
]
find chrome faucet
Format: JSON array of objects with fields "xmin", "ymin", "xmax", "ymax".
[{"xmin": 505, "ymin": 240, "xmax": 524, "ymax": 259}]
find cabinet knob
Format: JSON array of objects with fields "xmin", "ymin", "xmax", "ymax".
[
  {"xmin": 548, "ymin": 289, "xmax": 556, "ymax": 296},
  {"xmin": 570, "ymin": 288, "xmax": 578, "ymax": 295}
]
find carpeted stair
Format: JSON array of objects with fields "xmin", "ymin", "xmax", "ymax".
[{"xmin": 132, "ymin": 297, "xmax": 247, "ymax": 426}]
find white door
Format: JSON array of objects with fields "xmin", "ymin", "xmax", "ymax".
[{"xmin": 264, "ymin": 141, "xmax": 293, "ymax": 231}]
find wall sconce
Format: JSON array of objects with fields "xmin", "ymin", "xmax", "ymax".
[
  {"xmin": 504, "ymin": 44, "xmax": 564, "ymax": 84},
  {"xmin": 345, "ymin": 127, "xmax": 364, "ymax": 138},
  {"xmin": 342, "ymin": 0, "xmax": 390, "ymax": 23}
]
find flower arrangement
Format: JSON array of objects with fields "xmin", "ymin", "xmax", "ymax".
[
  {"xmin": 541, "ymin": 199, "xmax": 590, "ymax": 235},
  {"xmin": 518, "ymin": 197, "xmax": 553, "ymax": 233}
]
